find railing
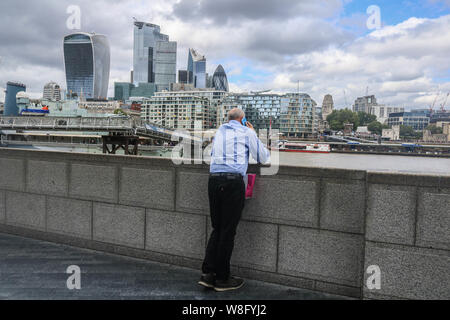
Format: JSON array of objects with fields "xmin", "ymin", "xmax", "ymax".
[
  {"xmin": 0, "ymin": 117, "xmax": 134, "ymax": 132},
  {"xmin": 0, "ymin": 116, "xmax": 203, "ymax": 142}
]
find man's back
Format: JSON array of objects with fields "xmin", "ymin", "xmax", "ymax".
[{"xmin": 210, "ymin": 120, "xmax": 270, "ymax": 177}]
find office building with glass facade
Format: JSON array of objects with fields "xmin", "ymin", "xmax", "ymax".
[
  {"xmin": 4, "ymin": 81, "xmax": 26, "ymax": 116},
  {"xmin": 212, "ymin": 65, "xmax": 229, "ymax": 92},
  {"xmin": 371, "ymin": 105, "xmax": 405, "ymax": 124},
  {"xmin": 187, "ymin": 49, "xmax": 206, "ymax": 89},
  {"xmin": 63, "ymin": 32, "xmax": 110, "ymax": 100},
  {"xmin": 114, "ymin": 82, "xmax": 156, "ymax": 101},
  {"xmin": 133, "ymin": 21, "xmax": 176, "ymax": 91},
  {"xmin": 220, "ymin": 92, "xmax": 318, "ymax": 136},
  {"xmin": 353, "ymin": 95, "xmax": 378, "ymax": 114},
  {"xmin": 220, "ymin": 93, "xmax": 284, "ymax": 131},
  {"xmin": 178, "ymin": 70, "xmax": 189, "ymax": 84},
  {"xmin": 43, "ymin": 82, "xmax": 62, "ymax": 101},
  {"xmin": 387, "ymin": 110, "xmax": 431, "ymax": 131}
]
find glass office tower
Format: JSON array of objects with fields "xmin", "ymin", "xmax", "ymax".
[
  {"xmin": 187, "ymin": 48, "xmax": 206, "ymax": 89},
  {"xmin": 4, "ymin": 82, "xmax": 26, "ymax": 116},
  {"xmin": 212, "ymin": 65, "xmax": 229, "ymax": 92},
  {"xmin": 133, "ymin": 21, "xmax": 176, "ymax": 91},
  {"xmin": 63, "ymin": 32, "xmax": 110, "ymax": 100}
]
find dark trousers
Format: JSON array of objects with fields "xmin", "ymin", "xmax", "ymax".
[{"xmin": 202, "ymin": 175, "xmax": 245, "ymax": 281}]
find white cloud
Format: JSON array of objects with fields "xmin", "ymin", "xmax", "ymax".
[
  {"xmin": 231, "ymin": 15, "xmax": 450, "ymax": 109},
  {"xmin": 0, "ymin": 0, "xmax": 448, "ymax": 112}
]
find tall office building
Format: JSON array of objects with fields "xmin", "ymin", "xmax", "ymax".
[
  {"xmin": 178, "ymin": 70, "xmax": 188, "ymax": 84},
  {"xmin": 371, "ymin": 105, "xmax": 404, "ymax": 124},
  {"xmin": 322, "ymin": 94, "xmax": 334, "ymax": 121},
  {"xmin": 187, "ymin": 48, "xmax": 206, "ymax": 89},
  {"xmin": 353, "ymin": 95, "xmax": 377, "ymax": 114},
  {"xmin": 206, "ymin": 74, "xmax": 213, "ymax": 88},
  {"xmin": 63, "ymin": 32, "xmax": 110, "ymax": 100},
  {"xmin": 43, "ymin": 82, "xmax": 62, "ymax": 101},
  {"xmin": 133, "ymin": 21, "xmax": 176, "ymax": 91},
  {"xmin": 4, "ymin": 81, "xmax": 26, "ymax": 116},
  {"xmin": 212, "ymin": 65, "xmax": 229, "ymax": 92}
]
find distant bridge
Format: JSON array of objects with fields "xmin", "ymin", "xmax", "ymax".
[
  {"xmin": 327, "ymin": 135, "xmax": 378, "ymax": 144},
  {"xmin": 0, "ymin": 116, "xmax": 203, "ymax": 155},
  {"xmin": 0, "ymin": 116, "xmax": 200, "ymax": 142}
]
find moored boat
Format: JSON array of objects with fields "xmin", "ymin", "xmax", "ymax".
[{"xmin": 273, "ymin": 141, "xmax": 331, "ymax": 153}]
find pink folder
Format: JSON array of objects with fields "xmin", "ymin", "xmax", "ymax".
[{"xmin": 245, "ymin": 174, "xmax": 256, "ymax": 199}]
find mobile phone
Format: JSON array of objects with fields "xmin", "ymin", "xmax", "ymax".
[{"xmin": 242, "ymin": 117, "xmax": 247, "ymax": 126}]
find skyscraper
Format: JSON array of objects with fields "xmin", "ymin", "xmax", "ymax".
[
  {"xmin": 4, "ymin": 81, "xmax": 26, "ymax": 116},
  {"xmin": 353, "ymin": 95, "xmax": 377, "ymax": 114},
  {"xmin": 133, "ymin": 21, "xmax": 177, "ymax": 91},
  {"xmin": 187, "ymin": 48, "xmax": 206, "ymax": 89},
  {"xmin": 43, "ymin": 82, "xmax": 62, "ymax": 101},
  {"xmin": 212, "ymin": 65, "xmax": 229, "ymax": 92},
  {"xmin": 63, "ymin": 32, "xmax": 110, "ymax": 100},
  {"xmin": 178, "ymin": 70, "xmax": 188, "ymax": 84}
]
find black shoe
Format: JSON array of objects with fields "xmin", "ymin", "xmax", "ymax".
[
  {"xmin": 198, "ymin": 273, "xmax": 215, "ymax": 289},
  {"xmin": 214, "ymin": 276, "xmax": 245, "ymax": 292}
]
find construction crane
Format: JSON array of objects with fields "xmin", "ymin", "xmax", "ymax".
[
  {"xmin": 429, "ymin": 92, "xmax": 440, "ymax": 114},
  {"xmin": 440, "ymin": 92, "xmax": 449, "ymax": 112}
]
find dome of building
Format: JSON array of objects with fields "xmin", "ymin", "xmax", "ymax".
[{"xmin": 16, "ymin": 91, "xmax": 29, "ymax": 99}]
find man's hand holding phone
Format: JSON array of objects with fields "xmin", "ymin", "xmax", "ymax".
[{"xmin": 246, "ymin": 121, "xmax": 255, "ymax": 131}]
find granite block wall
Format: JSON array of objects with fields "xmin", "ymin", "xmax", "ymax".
[{"xmin": 0, "ymin": 148, "xmax": 448, "ymax": 299}]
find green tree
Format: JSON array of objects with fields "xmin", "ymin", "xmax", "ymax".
[
  {"xmin": 358, "ymin": 112, "xmax": 377, "ymax": 126},
  {"xmin": 425, "ymin": 125, "xmax": 443, "ymax": 134},
  {"xmin": 326, "ymin": 109, "xmax": 360, "ymax": 131},
  {"xmin": 400, "ymin": 125, "xmax": 415, "ymax": 138},
  {"xmin": 368, "ymin": 121, "xmax": 383, "ymax": 135},
  {"xmin": 400, "ymin": 125, "xmax": 423, "ymax": 140},
  {"xmin": 114, "ymin": 109, "xmax": 127, "ymax": 116},
  {"xmin": 368, "ymin": 122, "xmax": 390, "ymax": 135}
]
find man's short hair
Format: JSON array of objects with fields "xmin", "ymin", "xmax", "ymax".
[{"xmin": 228, "ymin": 108, "xmax": 245, "ymax": 121}]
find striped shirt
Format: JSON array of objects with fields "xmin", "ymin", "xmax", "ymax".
[{"xmin": 210, "ymin": 120, "xmax": 271, "ymax": 177}]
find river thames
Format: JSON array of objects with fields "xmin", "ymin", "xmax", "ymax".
[{"xmin": 2, "ymin": 144, "xmax": 449, "ymax": 176}]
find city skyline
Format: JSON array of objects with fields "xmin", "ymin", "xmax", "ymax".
[{"xmin": 0, "ymin": 0, "xmax": 449, "ymax": 109}]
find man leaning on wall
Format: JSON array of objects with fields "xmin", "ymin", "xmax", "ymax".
[{"xmin": 198, "ymin": 108, "xmax": 271, "ymax": 292}]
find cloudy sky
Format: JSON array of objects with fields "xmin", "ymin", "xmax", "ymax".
[{"xmin": 0, "ymin": 0, "xmax": 449, "ymax": 109}]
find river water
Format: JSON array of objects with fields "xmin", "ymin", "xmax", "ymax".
[{"xmin": 2, "ymin": 144, "xmax": 449, "ymax": 176}]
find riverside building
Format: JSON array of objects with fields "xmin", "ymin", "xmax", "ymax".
[{"xmin": 141, "ymin": 90, "xmax": 224, "ymax": 130}]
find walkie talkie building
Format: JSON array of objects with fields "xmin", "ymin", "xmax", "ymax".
[{"xmin": 63, "ymin": 32, "xmax": 110, "ymax": 100}]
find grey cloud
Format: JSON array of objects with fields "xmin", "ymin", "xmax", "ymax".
[
  {"xmin": 243, "ymin": 20, "xmax": 353, "ymax": 58},
  {"xmin": 172, "ymin": 0, "xmax": 344, "ymax": 24}
]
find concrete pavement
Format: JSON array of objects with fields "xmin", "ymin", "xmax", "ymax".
[{"xmin": 0, "ymin": 233, "xmax": 347, "ymax": 300}]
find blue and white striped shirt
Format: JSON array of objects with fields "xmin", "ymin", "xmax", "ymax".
[{"xmin": 210, "ymin": 120, "xmax": 271, "ymax": 177}]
